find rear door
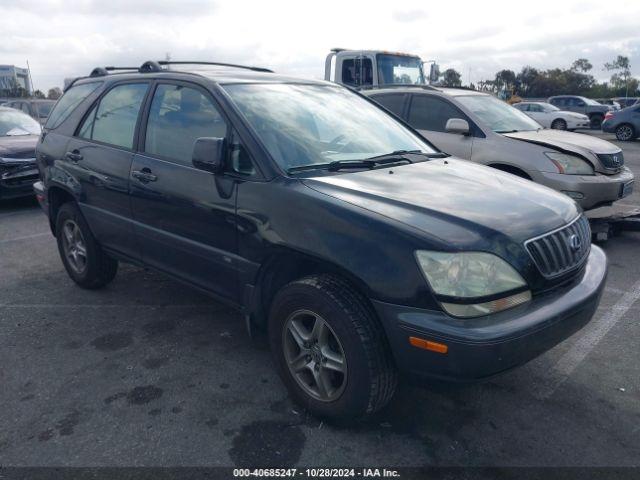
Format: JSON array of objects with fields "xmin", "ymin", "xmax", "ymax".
[
  {"xmin": 63, "ymin": 81, "xmax": 150, "ymax": 259},
  {"xmin": 407, "ymin": 94, "xmax": 474, "ymax": 158},
  {"xmin": 129, "ymin": 81, "xmax": 240, "ymax": 302},
  {"xmin": 527, "ymin": 104, "xmax": 550, "ymax": 127}
]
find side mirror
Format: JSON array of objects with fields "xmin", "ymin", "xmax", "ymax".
[
  {"xmin": 192, "ymin": 137, "xmax": 225, "ymax": 173},
  {"xmin": 445, "ymin": 118, "xmax": 470, "ymax": 135}
]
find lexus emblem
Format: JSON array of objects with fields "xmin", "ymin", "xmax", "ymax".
[
  {"xmin": 569, "ymin": 234, "xmax": 581, "ymax": 252},
  {"xmin": 612, "ymin": 155, "xmax": 620, "ymax": 166}
]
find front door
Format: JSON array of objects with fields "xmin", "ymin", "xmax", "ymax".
[
  {"xmin": 408, "ymin": 94, "xmax": 474, "ymax": 159},
  {"xmin": 129, "ymin": 81, "xmax": 239, "ymax": 302},
  {"xmin": 63, "ymin": 81, "xmax": 150, "ymax": 259}
]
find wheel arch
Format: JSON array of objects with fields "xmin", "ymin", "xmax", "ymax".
[
  {"xmin": 47, "ymin": 184, "xmax": 78, "ymax": 235},
  {"xmin": 248, "ymin": 246, "xmax": 375, "ymax": 329},
  {"xmin": 487, "ymin": 163, "xmax": 532, "ymax": 180}
]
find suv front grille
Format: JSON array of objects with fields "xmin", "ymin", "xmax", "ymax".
[
  {"xmin": 525, "ymin": 215, "xmax": 591, "ymax": 278},
  {"xmin": 597, "ymin": 152, "xmax": 624, "ymax": 171}
]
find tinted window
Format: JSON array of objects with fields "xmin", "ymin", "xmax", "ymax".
[
  {"xmin": 228, "ymin": 129, "xmax": 255, "ymax": 176},
  {"xmin": 514, "ymin": 103, "xmax": 528, "ymax": 111},
  {"xmin": 79, "ymin": 83, "xmax": 147, "ymax": 149},
  {"xmin": 550, "ymin": 98, "xmax": 565, "ymax": 106},
  {"xmin": 341, "ymin": 58, "xmax": 373, "ymax": 87},
  {"xmin": 530, "ymin": 104, "xmax": 543, "ymax": 112},
  {"xmin": 46, "ymin": 81, "xmax": 101, "ymax": 129},
  {"xmin": 371, "ymin": 94, "xmax": 406, "ymax": 117},
  {"xmin": 144, "ymin": 84, "xmax": 227, "ymax": 165},
  {"xmin": 408, "ymin": 95, "xmax": 463, "ymax": 132}
]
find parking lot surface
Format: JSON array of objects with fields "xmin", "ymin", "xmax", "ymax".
[{"xmin": 1, "ymin": 133, "xmax": 639, "ymax": 467}]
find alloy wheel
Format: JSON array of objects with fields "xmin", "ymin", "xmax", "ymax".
[
  {"xmin": 282, "ymin": 310, "xmax": 348, "ymax": 402},
  {"xmin": 616, "ymin": 125, "xmax": 634, "ymax": 141},
  {"xmin": 61, "ymin": 219, "xmax": 88, "ymax": 274}
]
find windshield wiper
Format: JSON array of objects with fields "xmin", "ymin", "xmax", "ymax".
[{"xmin": 364, "ymin": 149, "xmax": 448, "ymax": 161}]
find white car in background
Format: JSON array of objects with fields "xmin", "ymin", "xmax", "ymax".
[{"xmin": 513, "ymin": 101, "xmax": 590, "ymax": 131}]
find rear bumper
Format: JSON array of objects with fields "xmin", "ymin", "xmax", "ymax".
[
  {"xmin": 537, "ymin": 167, "xmax": 634, "ymax": 210},
  {"xmin": 601, "ymin": 120, "xmax": 617, "ymax": 133},
  {"xmin": 372, "ymin": 246, "xmax": 607, "ymax": 382}
]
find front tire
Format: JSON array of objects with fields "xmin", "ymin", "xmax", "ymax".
[
  {"xmin": 590, "ymin": 114, "xmax": 604, "ymax": 129},
  {"xmin": 55, "ymin": 202, "xmax": 118, "ymax": 289},
  {"xmin": 269, "ymin": 275, "xmax": 397, "ymax": 418},
  {"xmin": 551, "ymin": 119, "xmax": 567, "ymax": 130},
  {"xmin": 615, "ymin": 123, "xmax": 636, "ymax": 141}
]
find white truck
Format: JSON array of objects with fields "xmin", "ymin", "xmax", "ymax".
[{"xmin": 324, "ymin": 49, "xmax": 430, "ymax": 88}]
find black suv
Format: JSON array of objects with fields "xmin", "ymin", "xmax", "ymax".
[{"xmin": 34, "ymin": 61, "xmax": 607, "ymax": 418}]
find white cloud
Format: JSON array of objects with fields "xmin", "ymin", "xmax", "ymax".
[{"xmin": 1, "ymin": 0, "xmax": 638, "ymax": 91}]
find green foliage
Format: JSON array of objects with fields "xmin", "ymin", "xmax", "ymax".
[
  {"xmin": 47, "ymin": 87, "xmax": 62, "ymax": 100},
  {"xmin": 479, "ymin": 56, "xmax": 638, "ymax": 99},
  {"xmin": 33, "ymin": 90, "xmax": 46, "ymax": 99},
  {"xmin": 441, "ymin": 68, "xmax": 462, "ymax": 87}
]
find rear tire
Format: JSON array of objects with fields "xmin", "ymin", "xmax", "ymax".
[
  {"xmin": 615, "ymin": 123, "xmax": 636, "ymax": 141},
  {"xmin": 55, "ymin": 202, "xmax": 118, "ymax": 289},
  {"xmin": 551, "ymin": 119, "xmax": 567, "ymax": 130},
  {"xmin": 590, "ymin": 114, "xmax": 604, "ymax": 129},
  {"xmin": 268, "ymin": 274, "xmax": 397, "ymax": 418}
]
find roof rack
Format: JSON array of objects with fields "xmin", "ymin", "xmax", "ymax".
[{"xmin": 156, "ymin": 60, "xmax": 273, "ymax": 73}]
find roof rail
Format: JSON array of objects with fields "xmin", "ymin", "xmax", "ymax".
[{"xmin": 156, "ymin": 60, "xmax": 273, "ymax": 73}]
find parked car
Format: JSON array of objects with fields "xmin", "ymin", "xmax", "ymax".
[
  {"xmin": 35, "ymin": 61, "xmax": 607, "ymax": 418},
  {"xmin": 596, "ymin": 99, "xmax": 621, "ymax": 111},
  {"xmin": 0, "ymin": 106, "xmax": 41, "ymax": 200},
  {"xmin": 602, "ymin": 103, "xmax": 640, "ymax": 141},
  {"xmin": 4, "ymin": 99, "xmax": 56, "ymax": 124},
  {"xmin": 547, "ymin": 95, "xmax": 611, "ymax": 128},
  {"xmin": 613, "ymin": 97, "xmax": 639, "ymax": 109},
  {"xmin": 513, "ymin": 101, "xmax": 590, "ymax": 130},
  {"xmin": 366, "ymin": 87, "xmax": 633, "ymax": 210}
]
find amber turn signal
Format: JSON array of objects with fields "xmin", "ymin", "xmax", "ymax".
[{"xmin": 409, "ymin": 336, "xmax": 448, "ymax": 354}]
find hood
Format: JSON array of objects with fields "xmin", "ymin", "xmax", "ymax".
[
  {"xmin": 0, "ymin": 135, "xmax": 38, "ymax": 159},
  {"xmin": 503, "ymin": 129, "xmax": 619, "ymax": 171},
  {"xmin": 302, "ymin": 159, "xmax": 579, "ymax": 248}
]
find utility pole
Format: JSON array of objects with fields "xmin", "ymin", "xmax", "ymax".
[{"xmin": 26, "ymin": 60, "xmax": 35, "ymax": 97}]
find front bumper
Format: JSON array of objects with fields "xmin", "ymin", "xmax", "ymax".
[
  {"xmin": 537, "ymin": 166, "xmax": 634, "ymax": 210},
  {"xmin": 0, "ymin": 161, "xmax": 39, "ymax": 200},
  {"xmin": 372, "ymin": 246, "xmax": 607, "ymax": 382},
  {"xmin": 601, "ymin": 120, "xmax": 617, "ymax": 133}
]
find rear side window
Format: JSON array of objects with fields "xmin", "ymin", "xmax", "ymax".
[
  {"xmin": 408, "ymin": 95, "xmax": 464, "ymax": 132},
  {"xmin": 550, "ymin": 98, "xmax": 564, "ymax": 106},
  {"xmin": 370, "ymin": 94, "xmax": 406, "ymax": 118},
  {"xmin": 46, "ymin": 82, "xmax": 101, "ymax": 129},
  {"xmin": 79, "ymin": 83, "xmax": 148, "ymax": 149},
  {"xmin": 144, "ymin": 84, "xmax": 227, "ymax": 166}
]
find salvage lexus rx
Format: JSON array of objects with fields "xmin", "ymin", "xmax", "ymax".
[{"xmin": 34, "ymin": 61, "xmax": 607, "ymax": 418}]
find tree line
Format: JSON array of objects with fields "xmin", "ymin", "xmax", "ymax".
[{"xmin": 439, "ymin": 56, "xmax": 638, "ymax": 98}]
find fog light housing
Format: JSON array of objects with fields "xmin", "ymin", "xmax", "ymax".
[{"xmin": 562, "ymin": 190, "xmax": 585, "ymax": 200}]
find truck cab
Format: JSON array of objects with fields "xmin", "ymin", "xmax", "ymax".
[{"xmin": 324, "ymin": 49, "xmax": 427, "ymax": 88}]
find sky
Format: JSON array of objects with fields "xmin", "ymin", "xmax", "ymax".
[{"xmin": 1, "ymin": 0, "xmax": 639, "ymax": 92}]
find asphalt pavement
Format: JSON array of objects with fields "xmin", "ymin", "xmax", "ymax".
[{"xmin": 0, "ymin": 132, "xmax": 638, "ymax": 468}]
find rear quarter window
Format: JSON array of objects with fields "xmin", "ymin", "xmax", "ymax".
[
  {"xmin": 370, "ymin": 94, "xmax": 406, "ymax": 118},
  {"xmin": 45, "ymin": 81, "xmax": 102, "ymax": 129}
]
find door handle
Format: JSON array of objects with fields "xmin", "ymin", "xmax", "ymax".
[
  {"xmin": 65, "ymin": 150, "xmax": 83, "ymax": 162},
  {"xmin": 132, "ymin": 168, "xmax": 158, "ymax": 183}
]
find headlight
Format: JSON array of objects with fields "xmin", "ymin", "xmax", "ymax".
[
  {"xmin": 416, "ymin": 251, "xmax": 531, "ymax": 318},
  {"xmin": 545, "ymin": 152, "xmax": 594, "ymax": 175}
]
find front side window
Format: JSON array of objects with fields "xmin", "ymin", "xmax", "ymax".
[
  {"xmin": 46, "ymin": 81, "xmax": 101, "ymax": 129},
  {"xmin": 223, "ymin": 83, "xmax": 436, "ymax": 173},
  {"xmin": 408, "ymin": 95, "xmax": 464, "ymax": 132},
  {"xmin": 341, "ymin": 58, "xmax": 373, "ymax": 87},
  {"xmin": 370, "ymin": 94, "xmax": 406, "ymax": 117},
  {"xmin": 79, "ymin": 83, "xmax": 148, "ymax": 149},
  {"xmin": 514, "ymin": 103, "xmax": 528, "ymax": 111},
  {"xmin": 456, "ymin": 94, "xmax": 541, "ymax": 133},
  {"xmin": 144, "ymin": 84, "xmax": 227, "ymax": 165}
]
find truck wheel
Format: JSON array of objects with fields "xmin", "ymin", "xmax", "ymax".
[
  {"xmin": 55, "ymin": 202, "xmax": 118, "ymax": 289},
  {"xmin": 551, "ymin": 119, "xmax": 567, "ymax": 130},
  {"xmin": 590, "ymin": 114, "xmax": 604, "ymax": 129},
  {"xmin": 615, "ymin": 124, "xmax": 636, "ymax": 141},
  {"xmin": 268, "ymin": 274, "xmax": 397, "ymax": 418}
]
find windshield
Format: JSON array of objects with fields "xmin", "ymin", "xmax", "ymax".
[
  {"xmin": 36, "ymin": 102, "xmax": 54, "ymax": 118},
  {"xmin": 0, "ymin": 109, "xmax": 42, "ymax": 136},
  {"xmin": 376, "ymin": 54, "xmax": 425, "ymax": 85},
  {"xmin": 583, "ymin": 97, "xmax": 601, "ymax": 106},
  {"xmin": 224, "ymin": 83, "xmax": 436, "ymax": 173},
  {"xmin": 456, "ymin": 95, "xmax": 541, "ymax": 133}
]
